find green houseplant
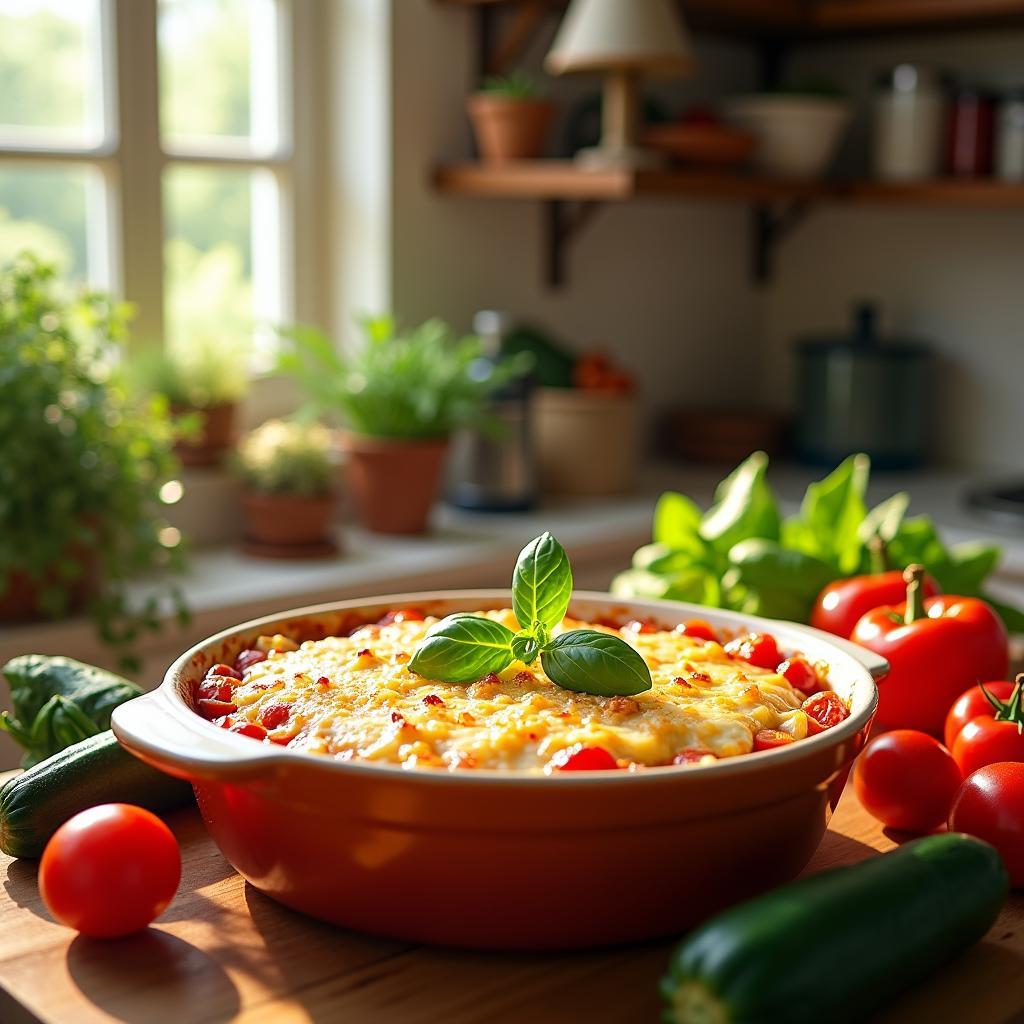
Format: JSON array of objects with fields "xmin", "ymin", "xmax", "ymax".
[
  {"xmin": 278, "ymin": 316, "xmax": 529, "ymax": 534},
  {"xmin": 0, "ymin": 253, "xmax": 186, "ymax": 667},
  {"xmin": 233, "ymin": 418, "xmax": 339, "ymax": 555},
  {"xmin": 130, "ymin": 336, "xmax": 249, "ymax": 466},
  {"xmin": 468, "ymin": 72, "xmax": 554, "ymax": 163}
]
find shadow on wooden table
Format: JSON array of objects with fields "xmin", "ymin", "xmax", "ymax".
[
  {"xmin": 66, "ymin": 929, "xmax": 241, "ymax": 1023},
  {"xmin": 2, "ymin": 857, "xmax": 51, "ymax": 922}
]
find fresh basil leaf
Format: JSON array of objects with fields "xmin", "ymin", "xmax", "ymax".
[
  {"xmin": 511, "ymin": 632, "xmax": 541, "ymax": 665},
  {"xmin": 512, "ymin": 532, "xmax": 573, "ymax": 632},
  {"xmin": 408, "ymin": 615, "xmax": 515, "ymax": 683},
  {"xmin": 797, "ymin": 453, "xmax": 870, "ymax": 574},
  {"xmin": 939, "ymin": 541, "xmax": 1002, "ymax": 594},
  {"xmin": 859, "ymin": 491, "xmax": 910, "ymax": 548},
  {"xmin": 540, "ymin": 629, "xmax": 652, "ymax": 697},
  {"xmin": 983, "ymin": 595, "xmax": 1024, "ymax": 636},
  {"xmin": 700, "ymin": 452, "xmax": 780, "ymax": 555},
  {"xmin": 653, "ymin": 492, "xmax": 703, "ymax": 547},
  {"xmin": 727, "ymin": 538, "xmax": 836, "ymax": 598}
]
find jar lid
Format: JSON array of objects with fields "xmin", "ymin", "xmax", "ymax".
[{"xmin": 876, "ymin": 64, "xmax": 945, "ymax": 93}]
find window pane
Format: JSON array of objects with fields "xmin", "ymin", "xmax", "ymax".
[
  {"xmin": 163, "ymin": 164, "xmax": 283, "ymax": 365},
  {"xmin": 0, "ymin": 0, "xmax": 107, "ymax": 148},
  {"xmin": 158, "ymin": 0, "xmax": 282, "ymax": 155},
  {"xmin": 0, "ymin": 163, "xmax": 91, "ymax": 281}
]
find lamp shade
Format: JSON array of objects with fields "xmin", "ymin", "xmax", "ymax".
[{"xmin": 545, "ymin": 0, "xmax": 695, "ymax": 76}]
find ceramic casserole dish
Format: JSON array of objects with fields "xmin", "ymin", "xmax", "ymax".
[{"xmin": 112, "ymin": 591, "xmax": 885, "ymax": 950}]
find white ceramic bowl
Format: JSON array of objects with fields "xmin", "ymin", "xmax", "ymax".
[{"xmin": 726, "ymin": 95, "xmax": 851, "ymax": 179}]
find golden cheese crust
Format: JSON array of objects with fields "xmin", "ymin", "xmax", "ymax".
[{"xmin": 222, "ymin": 610, "xmax": 823, "ymax": 772}]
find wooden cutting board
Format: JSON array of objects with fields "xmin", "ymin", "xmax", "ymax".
[{"xmin": 0, "ymin": 786, "xmax": 1021, "ymax": 1024}]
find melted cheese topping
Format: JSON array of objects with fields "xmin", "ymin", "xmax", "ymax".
[{"xmin": 224, "ymin": 610, "xmax": 818, "ymax": 772}]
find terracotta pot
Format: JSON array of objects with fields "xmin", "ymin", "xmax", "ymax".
[
  {"xmin": 241, "ymin": 492, "xmax": 336, "ymax": 547},
  {"xmin": 172, "ymin": 402, "xmax": 237, "ymax": 467},
  {"xmin": 341, "ymin": 434, "xmax": 448, "ymax": 535},
  {"xmin": 0, "ymin": 547, "xmax": 98, "ymax": 623},
  {"xmin": 467, "ymin": 95, "xmax": 554, "ymax": 163},
  {"xmin": 534, "ymin": 388, "xmax": 639, "ymax": 496},
  {"xmin": 113, "ymin": 591, "xmax": 885, "ymax": 951}
]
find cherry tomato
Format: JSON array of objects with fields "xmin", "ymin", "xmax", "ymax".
[
  {"xmin": 378, "ymin": 607, "xmax": 426, "ymax": 626},
  {"xmin": 39, "ymin": 804, "xmax": 181, "ymax": 937},
  {"xmin": 672, "ymin": 748, "xmax": 717, "ymax": 765},
  {"xmin": 230, "ymin": 722, "xmax": 268, "ymax": 740},
  {"xmin": 802, "ymin": 691, "xmax": 850, "ymax": 734},
  {"xmin": 853, "ymin": 730, "xmax": 962, "ymax": 833},
  {"xmin": 944, "ymin": 681, "xmax": 1016, "ymax": 749},
  {"xmin": 260, "ymin": 703, "xmax": 291, "ymax": 729},
  {"xmin": 949, "ymin": 762, "xmax": 1024, "ymax": 887},
  {"xmin": 753, "ymin": 729, "xmax": 794, "ymax": 751},
  {"xmin": 778, "ymin": 656, "xmax": 820, "ymax": 695},
  {"xmin": 624, "ymin": 618, "xmax": 659, "ymax": 634},
  {"xmin": 234, "ymin": 648, "xmax": 267, "ymax": 673},
  {"xmin": 725, "ymin": 632, "xmax": 781, "ymax": 670},
  {"xmin": 678, "ymin": 619, "xmax": 718, "ymax": 643},
  {"xmin": 197, "ymin": 698, "xmax": 236, "ymax": 719},
  {"xmin": 952, "ymin": 717, "xmax": 1024, "ymax": 778},
  {"xmin": 198, "ymin": 678, "xmax": 234, "ymax": 702},
  {"xmin": 208, "ymin": 663, "xmax": 241, "ymax": 680},
  {"xmin": 549, "ymin": 745, "xmax": 619, "ymax": 771}
]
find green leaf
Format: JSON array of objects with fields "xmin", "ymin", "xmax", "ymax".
[
  {"xmin": 727, "ymin": 538, "xmax": 836, "ymax": 598},
  {"xmin": 796, "ymin": 453, "xmax": 870, "ymax": 574},
  {"xmin": 984, "ymin": 596, "xmax": 1024, "ymax": 636},
  {"xmin": 408, "ymin": 614, "xmax": 515, "ymax": 683},
  {"xmin": 653, "ymin": 492, "xmax": 703, "ymax": 546},
  {"xmin": 511, "ymin": 632, "xmax": 541, "ymax": 665},
  {"xmin": 700, "ymin": 452, "xmax": 780, "ymax": 555},
  {"xmin": 512, "ymin": 532, "xmax": 573, "ymax": 632},
  {"xmin": 540, "ymin": 630, "xmax": 652, "ymax": 697},
  {"xmin": 940, "ymin": 542, "xmax": 1002, "ymax": 594},
  {"xmin": 859, "ymin": 491, "xmax": 910, "ymax": 548}
]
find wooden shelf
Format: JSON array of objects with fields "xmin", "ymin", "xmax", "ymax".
[
  {"xmin": 436, "ymin": 0, "xmax": 1024, "ymax": 37},
  {"xmin": 435, "ymin": 162, "xmax": 1024, "ymax": 209}
]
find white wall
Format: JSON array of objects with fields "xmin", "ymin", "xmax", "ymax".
[
  {"xmin": 762, "ymin": 31, "xmax": 1024, "ymax": 473},
  {"xmin": 389, "ymin": 3, "xmax": 763, "ymax": 428}
]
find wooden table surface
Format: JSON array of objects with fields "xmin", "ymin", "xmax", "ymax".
[{"xmin": 0, "ymin": 787, "xmax": 1021, "ymax": 1024}]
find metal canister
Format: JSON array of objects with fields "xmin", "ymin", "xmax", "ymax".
[{"xmin": 873, "ymin": 64, "xmax": 946, "ymax": 182}]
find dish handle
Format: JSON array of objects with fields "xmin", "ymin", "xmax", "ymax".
[
  {"xmin": 112, "ymin": 690, "xmax": 278, "ymax": 783},
  {"xmin": 784, "ymin": 622, "xmax": 890, "ymax": 682}
]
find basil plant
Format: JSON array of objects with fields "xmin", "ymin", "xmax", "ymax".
[{"xmin": 409, "ymin": 533, "xmax": 652, "ymax": 697}]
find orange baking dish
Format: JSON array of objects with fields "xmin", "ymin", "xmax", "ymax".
[{"xmin": 112, "ymin": 591, "xmax": 884, "ymax": 950}]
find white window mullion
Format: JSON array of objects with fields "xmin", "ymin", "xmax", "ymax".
[{"xmin": 114, "ymin": 0, "xmax": 164, "ymax": 347}]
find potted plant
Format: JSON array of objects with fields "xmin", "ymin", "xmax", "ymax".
[
  {"xmin": 278, "ymin": 317, "xmax": 528, "ymax": 535},
  {"xmin": 0, "ymin": 253, "xmax": 186, "ymax": 668},
  {"xmin": 233, "ymin": 419, "xmax": 339, "ymax": 557},
  {"xmin": 130, "ymin": 336, "xmax": 249, "ymax": 466},
  {"xmin": 467, "ymin": 72, "xmax": 555, "ymax": 163}
]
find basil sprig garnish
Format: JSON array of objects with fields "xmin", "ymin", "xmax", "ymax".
[{"xmin": 408, "ymin": 532, "xmax": 653, "ymax": 697}]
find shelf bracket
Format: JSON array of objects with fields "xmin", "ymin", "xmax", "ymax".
[
  {"xmin": 544, "ymin": 199, "xmax": 602, "ymax": 289},
  {"xmin": 752, "ymin": 200, "xmax": 811, "ymax": 284}
]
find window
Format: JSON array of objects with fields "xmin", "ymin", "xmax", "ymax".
[{"xmin": 0, "ymin": 0, "xmax": 315, "ymax": 363}]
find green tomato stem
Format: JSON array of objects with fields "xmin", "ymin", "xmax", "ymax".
[
  {"xmin": 868, "ymin": 535, "xmax": 889, "ymax": 575},
  {"xmin": 903, "ymin": 564, "xmax": 928, "ymax": 624}
]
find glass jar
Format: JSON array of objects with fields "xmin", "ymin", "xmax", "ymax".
[
  {"xmin": 873, "ymin": 64, "xmax": 945, "ymax": 181},
  {"xmin": 946, "ymin": 87, "xmax": 996, "ymax": 177},
  {"xmin": 996, "ymin": 91, "xmax": 1024, "ymax": 182}
]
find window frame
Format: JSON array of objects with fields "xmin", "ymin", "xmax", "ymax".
[{"xmin": 0, "ymin": 0, "xmax": 329, "ymax": 364}]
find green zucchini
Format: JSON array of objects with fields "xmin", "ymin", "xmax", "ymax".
[
  {"xmin": 661, "ymin": 833, "xmax": 1008, "ymax": 1024},
  {"xmin": 0, "ymin": 730, "xmax": 194, "ymax": 858}
]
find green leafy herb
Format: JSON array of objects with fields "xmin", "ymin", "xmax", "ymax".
[
  {"xmin": 0, "ymin": 655, "xmax": 143, "ymax": 768},
  {"xmin": 409, "ymin": 533, "xmax": 653, "ymax": 697},
  {"xmin": 613, "ymin": 451, "xmax": 1024, "ymax": 634},
  {"xmin": 540, "ymin": 630, "xmax": 652, "ymax": 697}
]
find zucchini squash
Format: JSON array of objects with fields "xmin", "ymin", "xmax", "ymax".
[
  {"xmin": 0, "ymin": 731, "xmax": 193, "ymax": 858},
  {"xmin": 661, "ymin": 833, "xmax": 1008, "ymax": 1024}
]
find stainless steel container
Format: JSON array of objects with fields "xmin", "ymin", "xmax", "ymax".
[
  {"xmin": 447, "ymin": 310, "xmax": 536, "ymax": 512},
  {"xmin": 795, "ymin": 303, "xmax": 934, "ymax": 469}
]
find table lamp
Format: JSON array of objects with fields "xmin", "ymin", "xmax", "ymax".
[{"xmin": 546, "ymin": 0, "xmax": 695, "ymax": 169}]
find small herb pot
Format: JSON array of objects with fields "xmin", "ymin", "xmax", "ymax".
[
  {"xmin": 341, "ymin": 433, "xmax": 448, "ymax": 535},
  {"xmin": 172, "ymin": 402, "xmax": 237, "ymax": 467},
  {"xmin": 467, "ymin": 95, "xmax": 554, "ymax": 163},
  {"xmin": 241, "ymin": 492, "xmax": 337, "ymax": 550}
]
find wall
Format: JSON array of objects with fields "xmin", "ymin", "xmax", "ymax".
[
  {"xmin": 762, "ymin": 31, "xmax": 1024, "ymax": 473},
  {"xmin": 388, "ymin": 3, "xmax": 764, "ymax": 430}
]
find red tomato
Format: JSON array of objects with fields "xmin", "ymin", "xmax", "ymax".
[
  {"xmin": 811, "ymin": 571, "xmax": 940, "ymax": 639},
  {"xmin": 624, "ymin": 618, "xmax": 659, "ymax": 634},
  {"xmin": 949, "ymin": 762, "xmax": 1024, "ymax": 887},
  {"xmin": 672, "ymin": 748, "xmax": 717, "ymax": 765},
  {"xmin": 208, "ymin": 663, "xmax": 241, "ymax": 680},
  {"xmin": 549, "ymin": 745, "xmax": 619, "ymax": 771},
  {"xmin": 678, "ymin": 619, "xmax": 718, "ymax": 643},
  {"xmin": 39, "ymin": 804, "xmax": 181, "ymax": 937},
  {"xmin": 853, "ymin": 730, "xmax": 962, "ymax": 833},
  {"xmin": 725, "ymin": 632, "xmax": 781, "ymax": 670},
  {"xmin": 230, "ymin": 722, "xmax": 268, "ymax": 740},
  {"xmin": 944, "ymin": 681, "xmax": 1016, "ymax": 749},
  {"xmin": 378, "ymin": 607, "xmax": 426, "ymax": 626},
  {"xmin": 234, "ymin": 648, "xmax": 267, "ymax": 673},
  {"xmin": 952, "ymin": 717, "xmax": 1024, "ymax": 778},
  {"xmin": 778, "ymin": 656, "xmax": 820, "ymax": 695},
  {"xmin": 197, "ymin": 698, "xmax": 236, "ymax": 719},
  {"xmin": 260, "ymin": 703, "xmax": 292, "ymax": 729},
  {"xmin": 753, "ymin": 729, "xmax": 794, "ymax": 751},
  {"xmin": 802, "ymin": 691, "xmax": 849, "ymax": 733}
]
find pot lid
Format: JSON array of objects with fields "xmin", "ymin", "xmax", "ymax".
[{"xmin": 797, "ymin": 302, "xmax": 932, "ymax": 358}]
